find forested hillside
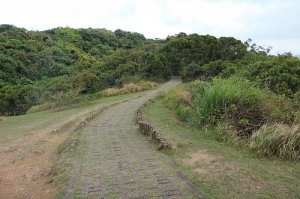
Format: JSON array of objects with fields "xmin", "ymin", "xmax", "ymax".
[{"xmin": 1, "ymin": 24, "xmax": 299, "ymax": 116}]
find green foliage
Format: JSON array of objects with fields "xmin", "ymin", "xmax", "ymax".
[
  {"xmin": 165, "ymin": 77, "xmax": 295, "ymax": 138},
  {"xmin": 0, "ymin": 84, "xmax": 40, "ymax": 115},
  {"xmin": 161, "ymin": 34, "xmax": 246, "ymax": 75},
  {"xmin": 0, "ymin": 25, "xmax": 160, "ymax": 115},
  {"xmin": 181, "ymin": 60, "xmax": 236, "ymax": 81},
  {"xmin": 1, "ymin": 24, "xmax": 299, "ymax": 116},
  {"xmin": 190, "ymin": 77, "xmax": 295, "ymax": 136},
  {"xmin": 164, "ymin": 78, "xmax": 299, "ymax": 160},
  {"xmin": 77, "ymin": 70, "xmax": 100, "ymax": 93},
  {"xmin": 176, "ymin": 104, "xmax": 191, "ymax": 122},
  {"xmin": 246, "ymin": 55, "xmax": 300, "ymax": 97},
  {"xmin": 47, "ymin": 75, "xmax": 73, "ymax": 94}
]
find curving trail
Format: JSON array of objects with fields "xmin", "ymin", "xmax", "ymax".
[{"xmin": 66, "ymin": 80, "xmax": 202, "ymax": 199}]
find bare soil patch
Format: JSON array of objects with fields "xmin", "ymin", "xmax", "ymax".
[
  {"xmin": 184, "ymin": 150, "xmax": 218, "ymax": 166},
  {"xmin": 0, "ymin": 129, "xmax": 69, "ymax": 199},
  {"xmin": 194, "ymin": 168, "xmax": 210, "ymax": 174},
  {"xmin": 0, "ymin": 110, "xmax": 94, "ymax": 199}
]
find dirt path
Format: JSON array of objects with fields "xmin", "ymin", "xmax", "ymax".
[{"xmin": 66, "ymin": 80, "xmax": 202, "ymax": 198}]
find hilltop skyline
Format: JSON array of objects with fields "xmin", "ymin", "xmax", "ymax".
[{"xmin": 1, "ymin": 0, "xmax": 299, "ymax": 55}]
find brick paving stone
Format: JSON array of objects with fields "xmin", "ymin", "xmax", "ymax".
[{"xmin": 66, "ymin": 81, "xmax": 201, "ymax": 199}]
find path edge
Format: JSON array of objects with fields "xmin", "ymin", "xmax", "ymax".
[
  {"xmin": 136, "ymin": 94, "xmax": 207, "ymax": 199},
  {"xmin": 64, "ymin": 93, "xmax": 152, "ymax": 199}
]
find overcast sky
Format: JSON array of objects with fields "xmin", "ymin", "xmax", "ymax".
[{"xmin": 1, "ymin": 0, "xmax": 299, "ymax": 55}]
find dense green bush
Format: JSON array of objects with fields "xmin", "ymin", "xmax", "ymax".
[
  {"xmin": 1, "ymin": 24, "xmax": 299, "ymax": 116},
  {"xmin": 164, "ymin": 78, "xmax": 299, "ymax": 160},
  {"xmin": 188, "ymin": 77, "xmax": 294, "ymax": 136},
  {"xmin": 176, "ymin": 104, "xmax": 191, "ymax": 122},
  {"xmin": 0, "ymin": 84, "xmax": 40, "ymax": 115},
  {"xmin": 165, "ymin": 78, "xmax": 296, "ymax": 137}
]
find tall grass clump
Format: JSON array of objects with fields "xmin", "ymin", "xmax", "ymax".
[
  {"xmin": 189, "ymin": 77, "xmax": 294, "ymax": 136},
  {"xmin": 191, "ymin": 77, "xmax": 263, "ymax": 135},
  {"xmin": 163, "ymin": 77, "xmax": 298, "ymax": 160},
  {"xmin": 137, "ymin": 81, "xmax": 158, "ymax": 90},
  {"xmin": 0, "ymin": 116, "xmax": 5, "ymax": 122},
  {"xmin": 163, "ymin": 85, "xmax": 192, "ymax": 122},
  {"xmin": 249, "ymin": 123, "xmax": 300, "ymax": 160},
  {"xmin": 102, "ymin": 81, "xmax": 158, "ymax": 97}
]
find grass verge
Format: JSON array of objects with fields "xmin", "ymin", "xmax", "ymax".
[
  {"xmin": 0, "ymin": 90, "xmax": 151, "ymax": 144},
  {"xmin": 143, "ymin": 99, "xmax": 300, "ymax": 199},
  {"xmin": 0, "ymin": 88, "xmax": 157, "ymax": 198}
]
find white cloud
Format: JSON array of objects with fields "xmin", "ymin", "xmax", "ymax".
[{"xmin": 0, "ymin": 0, "xmax": 299, "ymax": 54}]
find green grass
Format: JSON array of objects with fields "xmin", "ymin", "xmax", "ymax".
[
  {"xmin": 0, "ymin": 85, "xmax": 159, "ymax": 198},
  {"xmin": 186, "ymin": 77, "xmax": 294, "ymax": 135},
  {"xmin": 144, "ymin": 99, "xmax": 300, "ymax": 199},
  {"xmin": 0, "ymin": 90, "xmax": 150, "ymax": 144}
]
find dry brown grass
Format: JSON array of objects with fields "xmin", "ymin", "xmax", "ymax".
[
  {"xmin": 137, "ymin": 81, "xmax": 158, "ymax": 90},
  {"xmin": 0, "ymin": 116, "xmax": 5, "ymax": 123},
  {"xmin": 180, "ymin": 90, "xmax": 192, "ymax": 105},
  {"xmin": 249, "ymin": 123, "xmax": 300, "ymax": 160},
  {"xmin": 183, "ymin": 150, "xmax": 218, "ymax": 166},
  {"xmin": 103, "ymin": 81, "xmax": 158, "ymax": 97},
  {"xmin": 102, "ymin": 88, "xmax": 121, "ymax": 97},
  {"xmin": 122, "ymin": 83, "xmax": 143, "ymax": 93}
]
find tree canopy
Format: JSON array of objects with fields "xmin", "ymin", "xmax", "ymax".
[{"xmin": 0, "ymin": 24, "xmax": 299, "ymax": 115}]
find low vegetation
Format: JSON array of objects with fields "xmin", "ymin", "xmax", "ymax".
[
  {"xmin": 0, "ymin": 88, "xmax": 151, "ymax": 198},
  {"xmin": 250, "ymin": 123, "xmax": 300, "ymax": 160},
  {"xmin": 102, "ymin": 81, "xmax": 158, "ymax": 96},
  {"xmin": 0, "ymin": 90, "xmax": 150, "ymax": 144},
  {"xmin": 0, "ymin": 25, "xmax": 250, "ymax": 116},
  {"xmin": 143, "ymin": 98, "xmax": 300, "ymax": 198},
  {"xmin": 164, "ymin": 78, "xmax": 300, "ymax": 160},
  {"xmin": 1, "ymin": 23, "xmax": 299, "ymax": 197}
]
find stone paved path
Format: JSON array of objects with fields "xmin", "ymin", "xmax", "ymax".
[{"xmin": 66, "ymin": 80, "xmax": 200, "ymax": 199}]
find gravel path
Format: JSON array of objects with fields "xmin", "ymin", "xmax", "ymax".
[{"xmin": 65, "ymin": 80, "xmax": 201, "ymax": 199}]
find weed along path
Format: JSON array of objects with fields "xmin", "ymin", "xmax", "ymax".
[{"xmin": 66, "ymin": 80, "xmax": 203, "ymax": 199}]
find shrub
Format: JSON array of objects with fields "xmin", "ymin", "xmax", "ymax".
[
  {"xmin": 192, "ymin": 77, "xmax": 259, "ymax": 131},
  {"xmin": 185, "ymin": 80, "xmax": 208, "ymax": 97},
  {"xmin": 163, "ymin": 85, "xmax": 191, "ymax": 108},
  {"xmin": 188, "ymin": 77, "xmax": 295, "ymax": 136},
  {"xmin": 0, "ymin": 84, "xmax": 40, "ymax": 115},
  {"xmin": 249, "ymin": 123, "xmax": 300, "ymax": 160},
  {"xmin": 27, "ymin": 90, "xmax": 87, "ymax": 112},
  {"xmin": 176, "ymin": 104, "xmax": 191, "ymax": 122}
]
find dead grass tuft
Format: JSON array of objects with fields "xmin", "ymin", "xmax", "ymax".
[
  {"xmin": 122, "ymin": 83, "xmax": 143, "ymax": 93},
  {"xmin": 249, "ymin": 123, "xmax": 300, "ymax": 160},
  {"xmin": 0, "ymin": 116, "xmax": 5, "ymax": 123},
  {"xmin": 103, "ymin": 81, "xmax": 158, "ymax": 97},
  {"xmin": 180, "ymin": 90, "xmax": 192, "ymax": 105},
  {"xmin": 102, "ymin": 88, "xmax": 120, "ymax": 97}
]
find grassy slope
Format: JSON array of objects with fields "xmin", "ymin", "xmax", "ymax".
[
  {"xmin": 0, "ymin": 91, "xmax": 150, "ymax": 144},
  {"xmin": 144, "ymin": 99, "xmax": 300, "ymax": 199}
]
